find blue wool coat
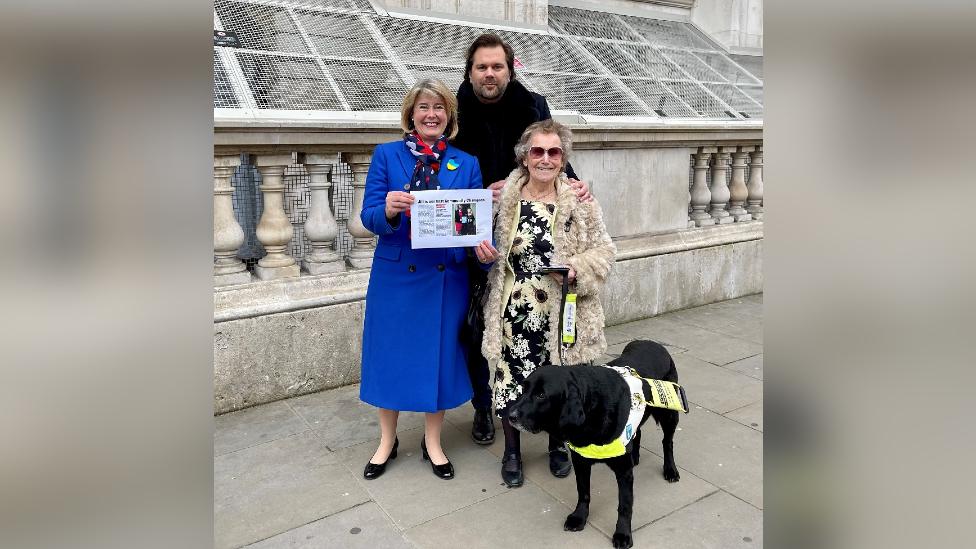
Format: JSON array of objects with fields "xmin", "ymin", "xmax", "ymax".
[{"xmin": 359, "ymin": 140, "xmax": 482, "ymax": 412}]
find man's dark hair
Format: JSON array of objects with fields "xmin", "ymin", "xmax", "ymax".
[{"xmin": 463, "ymin": 33, "xmax": 516, "ymax": 82}]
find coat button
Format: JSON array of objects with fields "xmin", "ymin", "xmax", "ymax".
[
  {"xmin": 437, "ymin": 264, "xmax": 445, "ymax": 271},
  {"xmin": 408, "ymin": 265, "xmax": 416, "ymax": 272}
]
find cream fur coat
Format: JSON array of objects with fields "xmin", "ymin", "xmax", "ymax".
[{"xmin": 481, "ymin": 168, "xmax": 616, "ymax": 368}]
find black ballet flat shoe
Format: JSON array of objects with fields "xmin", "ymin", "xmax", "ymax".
[
  {"xmin": 501, "ymin": 452, "xmax": 523, "ymax": 487},
  {"xmin": 471, "ymin": 408, "xmax": 495, "ymax": 445},
  {"xmin": 549, "ymin": 446, "xmax": 572, "ymax": 478},
  {"xmin": 363, "ymin": 437, "xmax": 398, "ymax": 480},
  {"xmin": 421, "ymin": 438, "xmax": 455, "ymax": 480}
]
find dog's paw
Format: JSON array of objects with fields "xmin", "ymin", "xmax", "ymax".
[
  {"xmin": 662, "ymin": 464, "xmax": 680, "ymax": 482},
  {"xmin": 564, "ymin": 513, "xmax": 587, "ymax": 531},
  {"xmin": 612, "ymin": 532, "xmax": 634, "ymax": 548}
]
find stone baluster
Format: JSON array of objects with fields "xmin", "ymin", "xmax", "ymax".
[
  {"xmin": 728, "ymin": 146, "xmax": 754, "ymax": 222},
  {"xmin": 343, "ymin": 152, "xmax": 376, "ymax": 270},
  {"xmin": 213, "ymin": 155, "xmax": 252, "ymax": 286},
  {"xmin": 690, "ymin": 148, "xmax": 716, "ymax": 227},
  {"xmin": 746, "ymin": 147, "xmax": 764, "ymax": 220},
  {"xmin": 253, "ymin": 154, "xmax": 300, "ymax": 280},
  {"xmin": 301, "ymin": 154, "xmax": 345, "ymax": 274},
  {"xmin": 709, "ymin": 148, "xmax": 734, "ymax": 224}
]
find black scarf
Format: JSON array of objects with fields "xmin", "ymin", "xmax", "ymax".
[{"xmin": 452, "ymin": 79, "xmax": 544, "ymax": 186}]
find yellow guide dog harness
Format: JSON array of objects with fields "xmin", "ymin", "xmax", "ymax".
[{"xmin": 566, "ymin": 366, "xmax": 689, "ymax": 460}]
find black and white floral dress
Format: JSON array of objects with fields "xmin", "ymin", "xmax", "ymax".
[{"xmin": 494, "ymin": 200, "xmax": 558, "ymax": 416}]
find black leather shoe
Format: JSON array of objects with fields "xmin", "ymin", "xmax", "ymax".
[
  {"xmin": 471, "ymin": 408, "xmax": 495, "ymax": 445},
  {"xmin": 421, "ymin": 438, "xmax": 455, "ymax": 480},
  {"xmin": 549, "ymin": 446, "xmax": 572, "ymax": 478},
  {"xmin": 501, "ymin": 452, "xmax": 523, "ymax": 487},
  {"xmin": 363, "ymin": 438, "xmax": 398, "ymax": 480}
]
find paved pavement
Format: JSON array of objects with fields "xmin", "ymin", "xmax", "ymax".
[{"xmin": 215, "ymin": 294, "xmax": 763, "ymax": 548}]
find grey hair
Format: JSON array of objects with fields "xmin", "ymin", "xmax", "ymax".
[{"xmin": 514, "ymin": 119, "xmax": 573, "ymax": 172}]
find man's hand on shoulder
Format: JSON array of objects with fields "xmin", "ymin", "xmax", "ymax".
[
  {"xmin": 488, "ymin": 180, "xmax": 506, "ymax": 203},
  {"xmin": 568, "ymin": 178, "xmax": 593, "ymax": 203}
]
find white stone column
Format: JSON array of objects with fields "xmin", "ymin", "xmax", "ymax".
[
  {"xmin": 213, "ymin": 155, "xmax": 251, "ymax": 286},
  {"xmin": 709, "ymin": 147, "xmax": 734, "ymax": 225},
  {"xmin": 728, "ymin": 146, "xmax": 754, "ymax": 222},
  {"xmin": 690, "ymin": 148, "xmax": 716, "ymax": 227},
  {"xmin": 253, "ymin": 154, "xmax": 301, "ymax": 280},
  {"xmin": 343, "ymin": 152, "xmax": 376, "ymax": 270},
  {"xmin": 301, "ymin": 154, "xmax": 345, "ymax": 275},
  {"xmin": 747, "ymin": 147, "xmax": 764, "ymax": 220}
]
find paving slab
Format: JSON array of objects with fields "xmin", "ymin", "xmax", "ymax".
[
  {"xmin": 644, "ymin": 406, "xmax": 763, "ymax": 509},
  {"xmin": 334, "ymin": 423, "xmax": 509, "ymax": 530},
  {"xmin": 673, "ymin": 353, "xmax": 762, "ymax": 414},
  {"xmin": 699, "ymin": 294, "xmax": 763, "ymax": 316},
  {"xmin": 632, "ymin": 490, "xmax": 763, "ymax": 548},
  {"xmin": 525, "ymin": 449, "xmax": 719, "ymax": 536},
  {"xmin": 667, "ymin": 306, "xmax": 763, "ymax": 345},
  {"xmin": 613, "ymin": 316, "xmax": 763, "ymax": 366},
  {"xmin": 243, "ymin": 502, "xmax": 413, "ymax": 549},
  {"xmin": 405, "ymin": 484, "xmax": 611, "ymax": 549},
  {"xmin": 725, "ymin": 353, "xmax": 763, "ymax": 380},
  {"xmin": 288, "ymin": 384, "xmax": 425, "ymax": 450},
  {"xmin": 215, "ymin": 400, "xmax": 311, "ymax": 457},
  {"xmin": 725, "ymin": 400, "xmax": 763, "ymax": 432},
  {"xmin": 215, "ymin": 431, "xmax": 370, "ymax": 549}
]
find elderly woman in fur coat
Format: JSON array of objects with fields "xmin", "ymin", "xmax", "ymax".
[{"xmin": 472, "ymin": 119, "xmax": 616, "ymax": 487}]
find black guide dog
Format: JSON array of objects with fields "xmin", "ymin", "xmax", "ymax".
[{"xmin": 507, "ymin": 340, "xmax": 681, "ymax": 549}]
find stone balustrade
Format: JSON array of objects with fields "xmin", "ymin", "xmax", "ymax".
[
  {"xmin": 213, "ymin": 137, "xmax": 763, "ymax": 287},
  {"xmin": 212, "ymin": 120, "xmax": 763, "ymax": 413},
  {"xmin": 688, "ymin": 145, "xmax": 763, "ymax": 229}
]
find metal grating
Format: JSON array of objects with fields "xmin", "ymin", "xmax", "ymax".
[
  {"xmin": 373, "ymin": 17, "xmax": 482, "ymax": 68},
  {"xmin": 525, "ymin": 72, "xmax": 648, "ymax": 117},
  {"xmin": 730, "ymin": 54, "xmax": 762, "ymax": 81},
  {"xmin": 665, "ymin": 80, "xmax": 734, "ymax": 118},
  {"xmin": 214, "ymin": 1, "xmax": 763, "ymax": 119},
  {"xmin": 214, "ymin": 52, "xmax": 240, "ymax": 108},
  {"xmin": 618, "ymin": 14, "xmax": 713, "ymax": 50},
  {"xmin": 694, "ymin": 52, "xmax": 760, "ymax": 85},
  {"xmin": 738, "ymin": 84, "xmax": 764, "ymax": 104},
  {"xmin": 620, "ymin": 78, "xmax": 696, "ymax": 117},
  {"xmin": 215, "ymin": 0, "xmax": 310, "ymax": 54},
  {"xmin": 496, "ymin": 31, "xmax": 602, "ymax": 76},
  {"xmin": 704, "ymin": 83, "xmax": 762, "ymax": 118},
  {"xmin": 579, "ymin": 40, "xmax": 648, "ymax": 78},
  {"xmin": 659, "ymin": 48, "xmax": 724, "ymax": 82},
  {"xmin": 548, "ymin": 6, "xmax": 640, "ymax": 41},
  {"xmin": 407, "ymin": 64, "xmax": 465, "ymax": 93},
  {"xmin": 296, "ymin": 10, "xmax": 387, "ymax": 60},
  {"xmin": 237, "ymin": 51, "xmax": 344, "ymax": 110},
  {"xmin": 325, "ymin": 59, "xmax": 409, "ymax": 111},
  {"xmin": 275, "ymin": 0, "xmax": 373, "ymax": 11}
]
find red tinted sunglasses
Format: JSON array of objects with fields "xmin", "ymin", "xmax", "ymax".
[{"xmin": 528, "ymin": 146, "xmax": 563, "ymax": 159}]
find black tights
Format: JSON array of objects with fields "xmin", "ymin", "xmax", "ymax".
[{"xmin": 500, "ymin": 414, "xmax": 564, "ymax": 458}]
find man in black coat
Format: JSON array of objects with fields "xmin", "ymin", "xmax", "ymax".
[{"xmin": 452, "ymin": 33, "xmax": 589, "ymax": 485}]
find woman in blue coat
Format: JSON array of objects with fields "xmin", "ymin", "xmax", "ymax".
[{"xmin": 359, "ymin": 79, "xmax": 488, "ymax": 481}]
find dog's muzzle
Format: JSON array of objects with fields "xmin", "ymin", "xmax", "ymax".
[{"xmin": 507, "ymin": 409, "xmax": 538, "ymax": 433}]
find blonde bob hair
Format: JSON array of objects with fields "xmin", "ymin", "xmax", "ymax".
[{"xmin": 400, "ymin": 79, "xmax": 459, "ymax": 140}]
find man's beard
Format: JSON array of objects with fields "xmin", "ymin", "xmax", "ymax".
[{"xmin": 473, "ymin": 79, "xmax": 509, "ymax": 102}]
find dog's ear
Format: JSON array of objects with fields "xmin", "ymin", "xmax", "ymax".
[{"xmin": 559, "ymin": 380, "xmax": 586, "ymax": 428}]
